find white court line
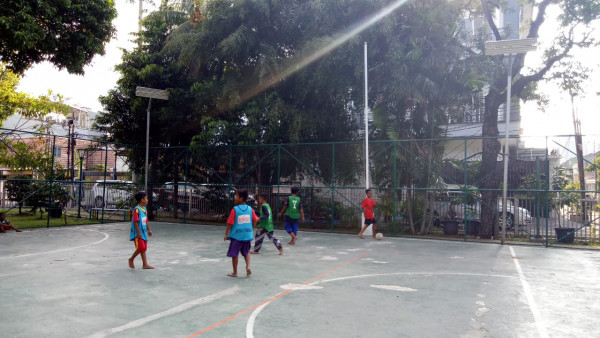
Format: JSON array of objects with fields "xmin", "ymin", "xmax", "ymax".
[
  {"xmin": 246, "ymin": 302, "xmax": 270, "ymax": 338},
  {"xmin": 509, "ymin": 246, "xmax": 549, "ymax": 338},
  {"xmin": 245, "ymin": 271, "xmax": 519, "ymax": 338},
  {"xmin": 310, "ymin": 271, "xmax": 519, "ymax": 285},
  {"xmin": 0, "ymin": 229, "xmax": 110, "ymax": 260},
  {"xmin": 87, "ymin": 286, "xmax": 239, "ymax": 338}
]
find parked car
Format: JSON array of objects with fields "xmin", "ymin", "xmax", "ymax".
[
  {"xmin": 156, "ymin": 182, "xmax": 206, "ymax": 212},
  {"xmin": 90, "ymin": 180, "xmax": 157, "ymax": 209},
  {"xmin": 433, "ymin": 187, "xmax": 531, "ymax": 229},
  {"xmin": 89, "ymin": 180, "xmax": 135, "ymax": 208}
]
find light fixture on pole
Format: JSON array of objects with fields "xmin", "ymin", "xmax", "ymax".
[
  {"xmin": 485, "ymin": 38, "xmax": 536, "ymax": 245},
  {"xmin": 135, "ymin": 86, "xmax": 169, "ymax": 193}
]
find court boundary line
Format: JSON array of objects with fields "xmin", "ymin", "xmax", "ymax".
[
  {"xmin": 509, "ymin": 246, "xmax": 549, "ymax": 338},
  {"xmin": 246, "ymin": 271, "xmax": 521, "ymax": 338},
  {"xmin": 0, "ymin": 229, "xmax": 109, "ymax": 260},
  {"xmin": 188, "ymin": 252, "xmax": 368, "ymax": 337},
  {"xmin": 86, "ymin": 286, "xmax": 240, "ymax": 338}
]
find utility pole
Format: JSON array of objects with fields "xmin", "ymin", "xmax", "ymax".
[
  {"xmin": 139, "ymin": 0, "xmax": 143, "ymax": 31},
  {"xmin": 572, "ymin": 99, "xmax": 586, "ymax": 221}
]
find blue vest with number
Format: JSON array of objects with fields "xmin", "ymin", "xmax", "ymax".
[
  {"xmin": 130, "ymin": 206, "xmax": 148, "ymax": 241},
  {"xmin": 228, "ymin": 205, "xmax": 253, "ymax": 241}
]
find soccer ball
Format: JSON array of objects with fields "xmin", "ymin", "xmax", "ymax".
[{"xmin": 375, "ymin": 233, "xmax": 383, "ymax": 240}]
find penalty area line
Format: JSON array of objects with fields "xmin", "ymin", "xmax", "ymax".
[
  {"xmin": 189, "ymin": 252, "xmax": 369, "ymax": 337},
  {"xmin": 509, "ymin": 246, "xmax": 548, "ymax": 338},
  {"xmin": 87, "ymin": 286, "xmax": 240, "ymax": 338}
]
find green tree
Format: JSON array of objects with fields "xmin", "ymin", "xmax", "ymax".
[
  {"xmin": 5, "ymin": 175, "xmax": 31, "ymax": 214},
  {"xmin": 1, "ymin": 65, "xmax": 70, "ymax": 123},
  {"xmin": 477, "ymin": 0, "xmax": 600, "ymax": 238},
  {"xmin": 96, "ymin": 3, "xmax": 200, "ymax": 217},
  {"xmin": 0, "ymin": 0, "xmax": 117, "ymax": 74}
]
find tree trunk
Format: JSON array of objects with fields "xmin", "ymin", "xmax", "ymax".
[{"xmin": 479, "ymin": 89, "xmax": 503, "ymax": 238}]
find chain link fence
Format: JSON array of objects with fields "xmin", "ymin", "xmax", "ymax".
[{"xmin": 1, "ymin": 127, "xmax": 598, "ymax": 246}]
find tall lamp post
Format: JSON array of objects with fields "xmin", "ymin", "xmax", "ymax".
[
  {"xmin": 135, "ymin": 87, "xmax": 169, "ymax": 193},
  {"xmin": 485, "ymin": 38, "xmax": 537, "ymax": 244}
]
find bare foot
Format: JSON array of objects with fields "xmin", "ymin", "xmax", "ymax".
[
  {"xmin": 246, "ymin": 268, "xmax": 252, "ymax": 276},
  {"xmin": 142, "ymin": 265, "xmax": 154, "ymax": 269},
  {"xmin": 279, "ymin": 248, "xmax": 283, "ymax": 255},
  {"xmin": 250, "ymin": 251, "xmax": 259, "ymax": 254},
  {"xmin": 15, "ymin": 229, "xmax": 22, "ymax": 232},
  {"xmin": 228, "ymin": 273, "xmax": 238, "ymax": 277},
  {"xmin": 128, "ymin": 258, "xmax": 134, "ymax": 269},
  {"xmin": 358, "ymin": 235, "xmax": 364, "ymax": 239}
]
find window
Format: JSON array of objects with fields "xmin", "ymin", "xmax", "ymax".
[{"xmin": 53, "ymin": 146, "xmax": 62, "ymax": 157}]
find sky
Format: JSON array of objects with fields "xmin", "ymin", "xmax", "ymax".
[
  {"xmin": 17, "ymin": 1, "xmax": 157, "ymax": 111},
  {"xmin": 16, "ymin": 2, "xmax": 600, "ymax": 155}
]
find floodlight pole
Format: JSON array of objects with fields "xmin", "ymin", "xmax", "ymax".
[
  {"xmin": 364, "ymin": 42, "xmax": 369, "ymax": 190},
  {"xmin": 485, "ymin": 38, "xmax": 536, "ymax": 245},
  {"xmin": 501, "ymin": 54, "xmax": 514, "ymax": 245},
  {"xmin": 135, "ymin": 87, "xmax": 169, "ymax": 194},
  {"xmin": 145, "ymin": 98, "xmax": 152, "ymax": 193}
]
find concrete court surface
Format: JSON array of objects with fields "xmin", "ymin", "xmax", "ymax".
[{"xmin": 0, "ymin": 222, "xmax": 599, "ymax": 338}]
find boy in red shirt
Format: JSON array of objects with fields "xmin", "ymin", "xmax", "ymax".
[{"xmin": 358, "ymin": 189, "xmax": 376, "ymax": 239}]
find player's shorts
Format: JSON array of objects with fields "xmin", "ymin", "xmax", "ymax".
[
  {"xmin": 365, "ymin": 218, "xmax": 376, "ymax": 225},
  {"xmin": 227, "ymin": 239, "xmax": 252, "ymax": 257},
  {"xmin": 284, "ymin": 216, "xmax": 299, "ymax": 235},
  {"xmin": 1, "ymin": 225, "xmax": 12, "ymax": 231},
  {"xmin": 133, "ymin": 238, "xmax": 147, "ymax": 252}
]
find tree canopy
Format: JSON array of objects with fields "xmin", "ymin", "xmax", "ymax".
[
  {"xmin": 475, "ymin": 0, "xmax": 600, "ymax": 238},
  {"xmin": 0, "ymin": 0, "xmax": 117, "ymax": 74}
]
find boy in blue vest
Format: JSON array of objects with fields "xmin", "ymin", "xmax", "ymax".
[
  {"xmin": 278, "ymin": 186, "xmax": 304, "ymax": 245},
  {"xmin": 128, "ymin": 191, "xmax": 154, "ymax": 269},
  {"xmin": 225, "ymin": 189, "xmax": 258, "ymax": 277},
  {"xmin": 250, "ymin": 195, "xmax": 283, "ymax": 255}
]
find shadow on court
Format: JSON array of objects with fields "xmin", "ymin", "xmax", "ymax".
[{"xmin": 0, "ymin": 222, "xmax": 599, "ymax": 337}]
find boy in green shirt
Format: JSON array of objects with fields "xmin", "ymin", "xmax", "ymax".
[
  {"xmin": 278, "ymin": 186, "xmax": 304, "ymax": 245},
  {"xmin": 250, "ymin": 195, "xmax": 283, "ymax": 255}
]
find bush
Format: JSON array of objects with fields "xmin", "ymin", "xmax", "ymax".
[
  {"xmin": 26, "ymin": 182, "xmax": 71, "ymax": 212},
  {"xmin": 5, "ymin": 175, "xmax": 32, "ymax": 213}
]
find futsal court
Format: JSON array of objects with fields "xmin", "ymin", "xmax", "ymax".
[{"xmin": 0, "ymin": 222, "xmax": 599, "ymax": 337}]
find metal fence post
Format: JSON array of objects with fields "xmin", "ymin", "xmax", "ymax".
[
  {"xmin": 276, "ymin": 144, "xmax": 281, "ymax": 229},
  {"xmin": 184, "ymin": 147, "xmax": 189, "ymax": 224},
  {"xmin": 535, "ymin": 157, "xmax": 541, "ymax": 239},
  {"xmin": 393, "ymin": 141, "xmax": 397, "ymax": 235},
  {"xmin": 77, "ymin": 156, "xmax": 83, "ymax": 218},
  {"xmin": 545, "ymin": 139, "xmax": 550, "ymax": 247},
  {"xmin": 331, "ymin": 143, "xmax": 335, "ymax": 232},
  {"xmin": 228, "ymin": 145, "xmax": 233, "ymax": 212},
  {"xmin": 47, "ymin": 135, "xmax": 56, "ymax": 228},
  {"xmin": 463, "ymin": 139, "xmax": 467, "ymax": 242},
  {"xmin": 102, "ymin": 141, "xmax": 108, "ymax": 223}
]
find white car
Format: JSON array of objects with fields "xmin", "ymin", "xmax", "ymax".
[
  {"xmin": 90, "ymin": 180, "xmax": 157, "ymax": 209},
  {"xmin": 433, "ymin": 190, "xmax": 531, "ymax": 229},
  {"xmin": 89, "ymin": 180, "xmax": 134, "ymax": 208}
]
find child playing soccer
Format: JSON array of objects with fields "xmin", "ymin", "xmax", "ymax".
[
  {"xmin": 225, "ymin": 190, "xmax": 258, "ymax": 277},
  {"xmin": 250, "ymin": 195, "xmax": 283, "ymax": 255},
  {"xmin": 278, "ymin": 186, "xmax": 304, "ymax": 245},
  {"xmin": 128, "ymin": 192, "xmax": 154, "ymax": 269},
  {"xmin": 0, "ymin": 213, "xmax": 21, "ymax": 232},
  {"xmin": 358, "ymin": 189, "xmax": 377, "ymax": 239}
]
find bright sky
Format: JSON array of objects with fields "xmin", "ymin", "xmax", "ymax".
[
  {"xmin": 17, "ymin": 1, "xmax": 157, "ymax": 112},
  {"xmin": 16, "ymin": 2, "xmax": 600, "ymax": 155},
  {"xmin": 520, "ymin": 5, "xmax": 600, "ymax": 154}
]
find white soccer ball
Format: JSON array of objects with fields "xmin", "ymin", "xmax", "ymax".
[{"xmin": 375, "ymin": 233, "xmax": 383, "ymax": 240}]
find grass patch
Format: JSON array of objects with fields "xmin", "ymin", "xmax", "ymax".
[{"xmin": 3, "ymin": 209, "xmax": 129, "ymax": 229}]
